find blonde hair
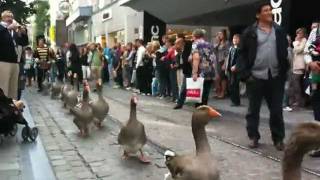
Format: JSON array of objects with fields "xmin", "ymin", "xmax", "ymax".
[{"xmin": 1, "ymin": 10, "xmax": 13, "ymax": 20}]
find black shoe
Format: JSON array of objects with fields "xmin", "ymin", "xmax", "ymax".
[
  {"xmin": 172, "ymin": 98, "xmax": 177, "ymax": 103},
  {"xmin": 309, "ymin": 150, "xmax": 320, "ymax": 157},
  {"xmin": 230, "ymin": 103, "xmax": 240, "ymax": 107},
  {"xmin": 274, "ymin": 141, "xmax": 285, "ymax": 151},
  {"xmin": 37, "ymin": 89, "xmax": 42, "ymax": 92},
  {"xmin": 248, "ymin": 139, "xmax": 259, "ymax": 149},
  {"xmin": 174, "ymin": 104, "xmax": 183, "ymax": 110}
]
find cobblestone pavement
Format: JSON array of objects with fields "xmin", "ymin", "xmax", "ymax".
[
  {"xmin": 23, "ymin": 86, "xmax": 320, "ymax": 180},
  {"xmin": 0, "ymin": 138, "xmax": 21, "ymax": 180}
]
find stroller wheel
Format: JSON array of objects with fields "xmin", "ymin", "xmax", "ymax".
[
  {"xmin": 29, "ymin": 128, "xmax": 38, "ymax": 142},
  {"xmin": 21, "ymin": 127, "xmax": 29, "ymax": 142},
  {"xmin": 9, "ymin": 124, "xmax": 18, "ymax": 137}
]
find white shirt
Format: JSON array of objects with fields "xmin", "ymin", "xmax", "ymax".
[
  {"xmin": 304, "ymin": 28, "xmax": 318, "ymax": 64},
  {"xmin": 136, "ymin": 46, "xmax": 146, "ymax": 69}
]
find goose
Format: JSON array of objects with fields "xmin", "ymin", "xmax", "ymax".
[
  {"xmin": 71, "ymin": 83, "xmax": 93, "ymax": 137},
  {"xmin": 64, "ymin": 74, "xmax": 79, "ymax": 110},
  {"xmin": 118, "ymin": 94, "xmax": 150, "ymax": 163},
  {"xmin": 51, "ymin": 79, "xmax": 63, "ymax": 99},
  {"xmin": 42, "ymin": 79, "xmax": 51, "ymax": 96},
  {"xmin": 282, "ymin": 122, "xmax": 320, "ymax": 180},
  {"xmin": 61, "ymin": 72, "xmax": 72, "ymax": 107},
  {"xmin": 90, "ymin": 79, "xmax": 109, "ymax": 128},
  {"xmin": 164, "ymin": 106, "xmax": 221, "ymax": 180}
]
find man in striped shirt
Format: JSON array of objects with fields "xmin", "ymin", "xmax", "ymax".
[{"xmin": 34, "ymin": 38, "xmax": 50, "ymax": 92}]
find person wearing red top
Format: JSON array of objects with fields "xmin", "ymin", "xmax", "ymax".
[{"xmin": 161, "ymin": 36, "xmax": 178, "ymax": 102}]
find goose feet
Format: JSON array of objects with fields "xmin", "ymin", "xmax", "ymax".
[
  {"xmin": 94, "ymin": 121, "xmax": 103, "ymax": 129},
  {"xmin": 139, "ymin": 150, "xmax": 151, "ymax": 164},
  {"xmin": 121, "ymin": 151, "xmax": 129, "ymax": 160}
]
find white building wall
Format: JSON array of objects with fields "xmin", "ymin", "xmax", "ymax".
[{"xmin": 91, "ymin": 0, "xmax": 143, "ymax": 46}]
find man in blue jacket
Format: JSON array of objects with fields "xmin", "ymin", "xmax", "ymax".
[{"xmin": 237, "ymin": 3, "xmax": 289, "ymax": 151}]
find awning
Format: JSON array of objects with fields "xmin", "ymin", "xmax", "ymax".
[
  {"xmin": 122, "ymin": 0, "xmax": 264, "ymax": 26},
  {"xmin": 66, "ymin": 6, "xmax": 93, "ymax": 27}
]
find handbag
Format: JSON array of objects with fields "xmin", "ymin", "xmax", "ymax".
[{"xmin": 186, "ymin": 78, "xmax": 204, "ymax": 103}]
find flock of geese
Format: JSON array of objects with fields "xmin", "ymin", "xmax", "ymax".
[{"xmin": 44, "ymin": 75, "xmax": 320, "ymax": 180}]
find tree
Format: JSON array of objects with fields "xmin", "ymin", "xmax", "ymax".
[
  {"xmin": 0, "ymin": 0, "xmax": 35, "ymax": 24},
  {"xmin": 33, "ymin": 0, "xmax": 50, "ymax": 45}
]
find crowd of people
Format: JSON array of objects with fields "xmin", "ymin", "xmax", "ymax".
[{"xmin": 1, "ymin": 3, "xmax": 320, "ymax": 156}]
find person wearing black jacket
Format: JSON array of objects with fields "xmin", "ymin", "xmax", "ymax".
[
  {"xmin": 0, "ymin": 10, "xmax": 19, "ymax": 99},
  {"xmin": 174, "ymin": 36, "xmax": 192, "ymax": 109},
  {"xmin": 69, "ymin": 43, "xmax": 82, "ymax": 91},
  {"xmin": 236, "ymin": 3, "xmax": 289, "ymax": 151},
  {"xmin": 226, "ymin": 34, "xmax": 241, "ymax": 106}
]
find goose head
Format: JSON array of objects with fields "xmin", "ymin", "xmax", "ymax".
[
  {"xmin": 82, "ymin": 82, "xmax": 90, "ymax": 101},
  {"xmin": 96, "ymin": 79, "xmax": 103, "ymax": 93},
  {"xmin": 131, "ymin": 93, "xmax": 138, "ymax": 106},
  {"xmin": 283, "ymin": 122, "xmax": 320, "ymax": 180},
  {"xmin": 192, "ymin": 105, "xmax": 221, "ymax": 127}
]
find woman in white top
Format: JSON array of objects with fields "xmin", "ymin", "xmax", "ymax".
[{"xmin": 292, "ymin": 28, "xmax": 307, "ymax": 107}]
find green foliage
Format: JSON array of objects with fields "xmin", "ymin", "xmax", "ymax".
[
  {"xmin": 0, "ymin": 0, "xmax": 35, "ymax": 24},
  {"xmin": 33, "ymin": 0, "xmax": 50, "ymax": 44}
]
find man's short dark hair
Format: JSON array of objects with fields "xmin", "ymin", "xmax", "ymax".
[
  {"xmin": 177, "ymin": 33, "xmax": 185, "ymax": 40},
  {"xmin": 256, "ymin": 2, "xmax": 271, "ymax": 15},
  {"xmin": 25, "ymin": 47, "xmax": 32, "ymax": 51},
  {"xmin": 137, "ymin": 39, "xmax": 144, "ymax": 45}
]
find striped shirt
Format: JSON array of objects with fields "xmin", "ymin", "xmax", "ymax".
[{"xmin": 35, "ymin": 47, "xmax": 49, "ymax": 62}]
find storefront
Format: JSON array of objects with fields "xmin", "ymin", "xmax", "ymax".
[{"xmin": 123, "ymin": 0, "xmax": 318, "ymax": 38}]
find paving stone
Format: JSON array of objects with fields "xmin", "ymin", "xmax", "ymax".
[
  {"xmin": 50, "ymin": 155, "xmax": 64, "ymax": 161},
  {"xmin": 75, "ymin": 170, "xmax": 94, "ymax": 179},
  {"xmin": 0, "ymin": 163, "xmax": 20, "ymax": 171},
  {"xmin": 69, "ymin": 160, "xmax": 83, "ymax": 167},
  {"xmin": 52, "ymin": 160, "xmax": 67, "ymax": 167}
]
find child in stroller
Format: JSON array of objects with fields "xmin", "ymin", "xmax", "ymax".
[{"xmin": 0, "ymin": 88, "xmax": 38, "ymax": 142}]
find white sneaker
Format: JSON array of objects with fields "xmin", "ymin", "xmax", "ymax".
[
  {"xmin": 283, "ymin": 106, "xmax": 293, "ymax": 112},
  {"xmin": 141, "ymin": 93, "xmax": 146, "ymax": 96},
  {"xmin": 147, "ymin": 93, "xmax": 151, "ymax": 96}
]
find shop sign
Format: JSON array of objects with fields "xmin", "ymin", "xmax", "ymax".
[{"xmin": 271, "ymin": 0, "xmax": 282, "ymax": 25}]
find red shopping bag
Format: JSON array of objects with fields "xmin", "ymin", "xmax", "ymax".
[{"xmin": 186, "ymin": 78, "xmax": 204, "ymax": 103}]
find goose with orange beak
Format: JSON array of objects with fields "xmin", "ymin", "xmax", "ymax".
[{"xmin": 164, "ymin": 106, "xmax": 221, "ymax": 180}]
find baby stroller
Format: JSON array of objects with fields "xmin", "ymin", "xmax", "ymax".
[{"xmin": 0, "ymin": 88, "xmax": 38, "ymax": 143}]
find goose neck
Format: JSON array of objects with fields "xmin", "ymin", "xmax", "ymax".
[{"xmin": 192, "ymin": 122, "xmax": 210, "ymax": 156}]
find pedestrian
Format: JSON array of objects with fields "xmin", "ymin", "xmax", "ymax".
[
  {"xmin": 304, "ymin": 20, "xmax": 320, "ymax": 157},
  {"xmin": 68, "ymin": 43, "xmax": 82, "ymax": 91},
  {"xmin": 55, "ymin": 48, "xmax": 66, "ymax": 82},
  {"xmin": 125, "ymin": 42, "xmax": 136, "ymax": 90},
  {"xmin": 48, "ymin": 48, "xmax": 57, "ymax": 83},
  {"xmin": 143, "ymin": 43, "xmax": 155, "ymax": 95},
  {"xmin": 226, "ymin": 34, "xmax": 241, "ymax": 106},
  {"xmin": 89, "ymin": 43, "xmax": 103, "ymax": 90},
  {"xmin": 113, "ymin": 44, "xmax": 124, "ymax": 88},
  {"xmin": 165, "ymin": 36, "xmax": 179, "ymax": 102},
  {"xmin": 135, "ymin": 39, "xmax": 146, "ymax": 94},
  {"xmin": 158, "ymin": 35, "xmax": 170, "ymax": 99},
  {"xmin": 24, "ymin": 47, "xmax": 35, "ymax": 87},
  {"xmin": 291, "ymin": 28, "xmax": 307, "ymax": 108},
  {"xmin": 237, "ymin": 3, "xmax": 289, "ymax": 150},
  {"xmin": 80, "ymin": 47, "xmax": 90, "ymax": 82},
  {"xmin": 0, "ymin": 10, "xmax": 20, "ymax": 99},
  {"xmin": 103, "ymin": 44, "xmax": 113, "ymax": 83},
  {"xmin": 191, "ymin": 29, "xmax": 217, "ymax": 107},
  {"xmin": 173, "ymin": 34, "xmax": 193, "ymax": 109},
  {"xmin": 151, "ymin": 41, "xmax": 161, "ymax": 96},
  {"xmin": 34, "ymin": 38, "xmax": 51, "ymax": 92},
  {"xmin": 122, "ymin": 43, "xmax": 133, "ymax": 88},
  {"xmin": 283, "ymin": 35, "xmax": 294, "ymax": 112},
  {"xmin": 214, "ymin": 29, "xmax": 230, "ymax": 99}
]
